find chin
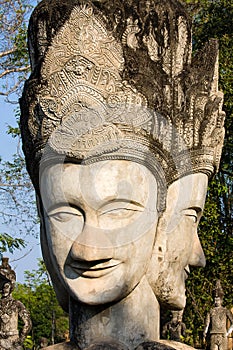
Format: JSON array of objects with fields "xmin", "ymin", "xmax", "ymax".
[
  {"xmin": 65, "ymin": 277, "xmax": 132, "ymax": 306},
  {"xmin": 157, "ymin": 288, "xmax": 186, "ymax": 309},
  {"xmin": 152, "ymin": 272, "xmax": 187, "ymax": 309},
  {"xmin": 166, "ymin": 291, "xmax": 186, "ymax": 309},
  {"xmin": 167, "ymin": 279, "xmax": 187, "ymax": 309}
]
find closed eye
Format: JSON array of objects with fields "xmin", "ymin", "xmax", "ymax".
[
  {"xmin": 182, "ymin": 208, "xmax": 201, "ymax": 224},
  {"xmin": 99, "ymin": 200, "xmax": 144, "ymax": 218},
  {"xmin": 48, "ymin": 206, "xmax": 83, "ymax": 222}
]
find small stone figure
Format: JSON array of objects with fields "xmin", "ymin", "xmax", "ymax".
[
  {"xmin": 203, "ymin": 280, "xmax": 233, "ymax": 350},
  {"xmin": 0, "ymin": 257, "xmax": 32, "ymax": 350},
  {"xmin": 37, "ymin": 337, "xmax": 49, "ymax": 349},
  {"xmin": 162, "ymin": 310, "xmax": 186, "ymax": 342}
]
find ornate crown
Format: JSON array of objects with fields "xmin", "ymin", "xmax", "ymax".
[
  {"xmin": 20, "ymin": 0, "xmax": 225, "ymax": 198},
  {"xmin": 213, "ymin": 280, "xmax": 224, "ymax": 299}
]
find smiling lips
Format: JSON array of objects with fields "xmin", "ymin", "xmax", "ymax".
[{"xmin": 69, "ymin": 259, "xmax": 122, "ymax": 278}]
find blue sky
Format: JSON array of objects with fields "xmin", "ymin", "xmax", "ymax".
[{"xmin": 0, "ymin": 96, "xmax": 42, "ymax": 283}]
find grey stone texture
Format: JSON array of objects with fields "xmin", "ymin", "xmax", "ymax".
[
  {"xmin": 0, "ymin": 258, "xmax": 32, "ymax": 350},
  {"xmin": 203, "ymin": 281, "xmax": 233, "ymax": 350},
  {"xmin": 19, "ymin": 0, "xmax": 225, "ymax": 349}
]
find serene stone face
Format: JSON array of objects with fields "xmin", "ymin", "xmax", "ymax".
[
  {"xmin": 148, "ymin": 173, "xmax": 208, "ymax": 309},
  {"xmin": 40, "ymin": 160, "xmax": 159, "ymax": 305},
  {"xmin": 40, "ymin": 161, "xmax": 208, "ymax": 309}
]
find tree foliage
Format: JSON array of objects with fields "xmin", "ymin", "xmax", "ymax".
[
  {"xmin": 13, "ymin": 259, "xmax": 69, "ymax": 348},
  {"xmin": 0, "ymin": 0, "xmax": 33, "ymax": 99},
  {"xmin": 0, "ymin": 0, "xmax": 37, "ymax": 254},
  {"xmin": 182, "ymin": 0, "xmax": 233, "ymax": 347},
  {"xmin": 0, "ymin": 152, "xmax": 38, "ymax": 255}
]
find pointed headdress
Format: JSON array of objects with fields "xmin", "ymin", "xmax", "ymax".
[
  {"xmin": 0, "ymin": 257, "xmax": 16, "ymax": 290},
  {"xmin": 20, "ymin": 0, "xmax": 225, "ymax": 211}
]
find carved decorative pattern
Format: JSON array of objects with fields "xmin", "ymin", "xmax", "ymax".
[
  {"xmin": 20, "ymin": 0, "xmax": 225, "ymax": 192},
  {"xmin": 122, "ymin": 17, "xmax": 140, "ymax": 50}
]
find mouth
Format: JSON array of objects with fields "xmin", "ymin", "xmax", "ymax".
[{"xmin": 69, "ymin": 259, "xmax": 122, "ymax": 278}]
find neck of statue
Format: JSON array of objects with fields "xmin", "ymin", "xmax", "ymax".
[
  {"xmin": 69, "ymin": 276, "xmax": 160, "ymax": 349},
  {"xmin": 1, "ymin": 294, "xmax": 12, "ymax": 300}
]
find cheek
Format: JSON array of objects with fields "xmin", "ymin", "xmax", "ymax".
[
  {"xmin": 45, "ymin": 219, "xmax": 73, "ymax": 266},
  {"xmin": 98, "ymin": 211, "xmax": 157, "ymax": 248},
  {"xmin": 125, "ymin": 224, "xmax": 156, "ymax": 268},
  {"xmin": 167, "ymin": 218, "xmax": 196, "ymax": 260}
]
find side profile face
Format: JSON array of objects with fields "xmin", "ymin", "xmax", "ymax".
[
  {"xmin": 40, "ymin": 160, "xmax": 159, "ymax": 305},
  {"xmin": 148, "ymin": 173, "xmax": 208, "ymax": 309}
]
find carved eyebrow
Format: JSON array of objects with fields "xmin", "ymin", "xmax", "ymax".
[
  {"xmin": 98, "ymin": 198, "xmax": 145, "ymax": 210},
  {"xmin": 188, "ymin": 206, "xmax": 203, "ymax": 213},
  {"xmin": 46, "ymin": 202, "xmax": 83, "ymax": 214},
  {"xmin": 182, "ymin": 207, "xmax": 203, "ymax": 220},
  {"xmin": 181, "ymin": 203, "xmax": 204, "ymax": 213}
]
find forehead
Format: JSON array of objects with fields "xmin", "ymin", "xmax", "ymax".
[
  {"xmin": 40, "ymin": 160, "xmax": 157, "ymax": 209},
  {"xmin": 166, "ymin": 173, "xmax": 208, "ymax": 211}
]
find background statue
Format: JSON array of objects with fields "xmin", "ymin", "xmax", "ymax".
[
  {"xmin": 0, "ymin": 257, "xmax": 32, "ymax": 350},
  {"xmin": 20, "ymin": 0, "xmax": 225, "ymax": 349},
  {"xmin": 203, "ymin": 280, "xmax": 233, "ymax": 350},
  {"xmin": 36, "ymin": 337, "xmax": 49, "ymax": 349},
  {"xmin": 162, "ymin": 311, "xmax": 186, "ymax": 342}
]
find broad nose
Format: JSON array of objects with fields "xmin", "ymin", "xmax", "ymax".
[
  {"xmin": 189, "ymin": 233, "xmax": 206, "ymax": 267},
  {"xmin": 70, "ymin": 221, "xmax": 114, "ymax": 262}
]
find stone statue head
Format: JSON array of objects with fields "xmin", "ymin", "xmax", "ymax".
[
  {"xmin": 0, "ymin": 282, "xmax": 13, "ymax": 298},
  {"xmin": 0, "ymin": 257, "xmax": 16, "ymax": 296},
  {"xmin": 170, "ymin": 310, "xmax": 183, "ymax": 324},
  {"xmin": 20, "ymin": 0, "xmax": 225, "ymax": 316},
  {"xmin": 213, "ymin": 280, "xmax": 224, "ymax": 306}
]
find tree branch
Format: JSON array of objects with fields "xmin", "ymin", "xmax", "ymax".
[
  {"xmin": 0, "ymin": 183, "xmax": 32, "ymax": 188},
  {"xmin": 0, "ymin": 65, "xmax": 30, "ymax": 79},
  {"xmin": 0, "ymin": 48, "xmax": 17, "ymax": 58}
]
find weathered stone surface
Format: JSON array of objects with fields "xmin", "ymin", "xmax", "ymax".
[
  {"xmin": 147, "ymin": 173, "xmax": 207, "ymax": 309},
  {"xmin": 162, "ymin": 311, "xmax": 186, "ymax": 342},
  {"xmin": 44, "ymin": 342, "xmax": 77, "ymax": 350},
  {"xmin": 44, "ymin": 340, "xmax": 180, "ymax": 350},
  {"xmin": 20, "ymin": 0, "xmax": 225, "ymax": 349},
  {"xmin": 203, "ymin": 281, "xmax": 233, "ymax": 350},
  {"xmin": 135, "ymin": 341, "xmax": 176, "ymax": 349},
  {"xmin": 85, "ymin": 340, "xmax": 130, "ymax": 349},
  {"xmin": 20, "ymin": 0, "xmax": 225, "ymax": 192},
  {"xmin": 0, "ymin": 258, "xmax": 32, "ymax": 350},
  {"xmin": 159, "ymin": 340, "xmax": 197, "ymax": 350}
]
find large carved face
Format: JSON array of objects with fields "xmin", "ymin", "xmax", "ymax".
[
  {"xmin": 148, "ymin": 173, "xmax": 208, "ymax": 309},
  {"xmin": 40, "ymin": 159, "xmax": 208, "ymax": 309},
  {"xmin": 40, "ymin": 160, "xmax": 159, "ymax": 305}
]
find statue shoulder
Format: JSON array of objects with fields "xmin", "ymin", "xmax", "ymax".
[
  {"xmin": 43, "ymin": 341, "xmax": 197, "ymax": 350},
  {"xmin": 14, "ymin": 299, "xmax": 29, "ymax": 313},
  {"xmin": 44, "ymin": 342, "xmax": 78, "ymax": 350},
  {"xmin": 159, "ymin": 340, "xmax": 198, "ymax": 350}
]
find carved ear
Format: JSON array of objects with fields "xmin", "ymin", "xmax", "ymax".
[{"xmin": 36, "ymin": 195, "xmax": 70, "ymax": 312}]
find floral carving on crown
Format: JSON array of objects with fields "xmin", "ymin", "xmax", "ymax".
[{"xmin": 20, "ymin": 0, "xmax": 225, "ymax": 191}]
